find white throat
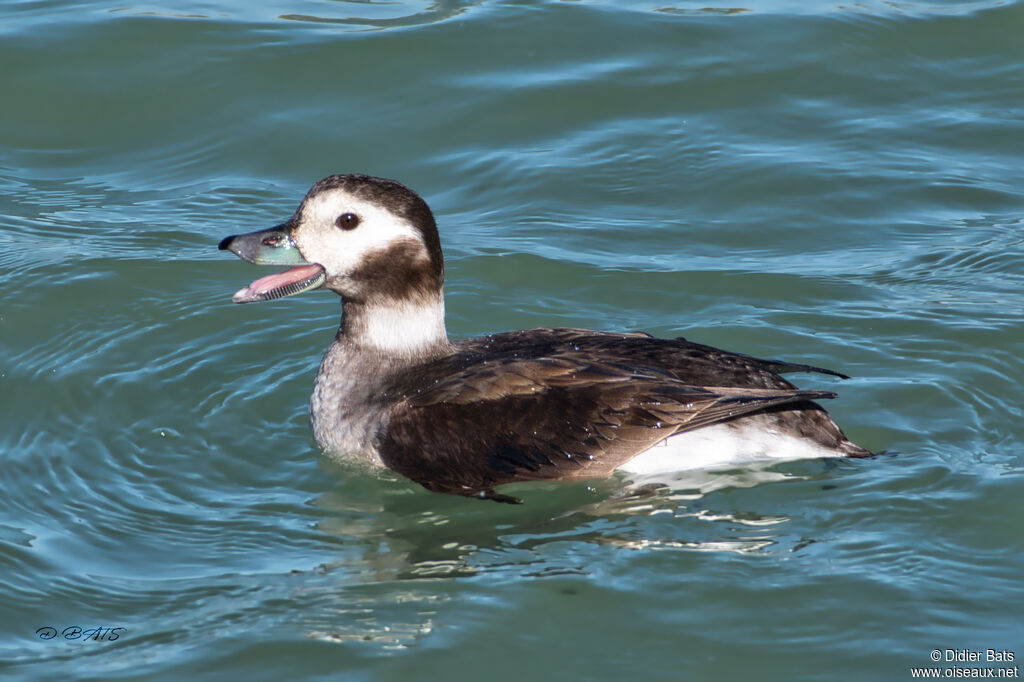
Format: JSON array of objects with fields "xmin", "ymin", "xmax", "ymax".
[{"xmin": 345, "ymin": 296, "xmax": 448, "ymax": 356}]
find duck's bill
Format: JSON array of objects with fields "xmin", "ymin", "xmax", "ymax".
[
  {"xmin": 228, "ymin": 263, "xmax": 326, "ymax": 303},
  {"xmin": 219, "ymin": 225, "xmax": 326, "ymax": 304}
]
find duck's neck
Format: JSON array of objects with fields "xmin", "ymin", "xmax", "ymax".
[{"xmin": 339, "ymin": 293, "xmax": 450, "ymax": 361}]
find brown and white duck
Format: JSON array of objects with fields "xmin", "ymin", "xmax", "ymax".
[{"xmin": 219, "ymin": 174, "xmax": 871, "ymax": 504}]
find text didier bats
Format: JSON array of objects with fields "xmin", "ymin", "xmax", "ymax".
[{"xmin": 945, "ymin": 650, "xmax": 1014, "ymax": 662}]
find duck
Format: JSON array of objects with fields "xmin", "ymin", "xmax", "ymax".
[{"xmin": 219, "ymin": 174, "xmax": 871, "ymax": 504}]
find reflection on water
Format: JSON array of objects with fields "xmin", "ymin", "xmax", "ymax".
[{"xmin": 293, "ymin": 459, "xmax": 849, "ymax": 649}]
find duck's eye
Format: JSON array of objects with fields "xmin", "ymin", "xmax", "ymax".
[{"xmin": 335, "ymin": 213, "xmax": 360, "ymax": 230}]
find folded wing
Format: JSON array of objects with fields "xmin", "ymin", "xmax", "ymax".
[{"xmin": 378, "ymin": 354, "xmax": 836, "ymax": 503}]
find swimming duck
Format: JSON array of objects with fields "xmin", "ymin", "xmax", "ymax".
[{"xmin": 219, "ymin": 174, "xmax": 870, "ymax": 504}]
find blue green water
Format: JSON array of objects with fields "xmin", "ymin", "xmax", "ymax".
[{"xmin": 1, "ymin": 1, "xmax": 1022, "ymax": 679}]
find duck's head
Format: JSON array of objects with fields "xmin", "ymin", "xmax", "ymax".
[{"xmin": 219, "ymin": 174, "xmax": 444, "ymax": 306}]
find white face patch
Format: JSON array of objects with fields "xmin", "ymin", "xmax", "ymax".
[{"xmin": 290, "ymin": 188, "xmax": 426, "ymax": 280}]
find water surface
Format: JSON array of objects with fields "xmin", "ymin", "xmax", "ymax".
[{"xmin": 1, "ymin": 0, "xmax": 1022, "ymax": 679}]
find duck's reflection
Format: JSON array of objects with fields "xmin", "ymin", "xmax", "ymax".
[{"xmin": 295, "ymin": 457, "xmax": 845, "ymax": 648}]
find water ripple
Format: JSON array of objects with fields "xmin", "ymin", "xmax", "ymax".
[{"xmin": 1, "ymin": 0, "xmax": 1022, "ymax": 678}]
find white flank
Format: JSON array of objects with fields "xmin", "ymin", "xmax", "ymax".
[{"xmin": 615, "ymin": 422, "xmax": 843, "ymax": 476}]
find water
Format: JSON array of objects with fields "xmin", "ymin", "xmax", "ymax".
[{"xmin": 2, "ymin": 1, "xmax": 1023, "ymax": 679}]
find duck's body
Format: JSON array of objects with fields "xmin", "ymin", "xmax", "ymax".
[{"xmin": 220, "ymin": 174, "xmax": 871, "ymax": 503}]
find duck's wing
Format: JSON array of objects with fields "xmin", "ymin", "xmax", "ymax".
[
  {"xmin": 662, "ymin": 336, "xmax": 851, "ymax": 380},
  {"xmin": 461, "ymin": 328, "xmax": 851, "ymax": 388},
  {"xmin": 378, "ymin": 355, "xmax": 836, "ymax": 503}
]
